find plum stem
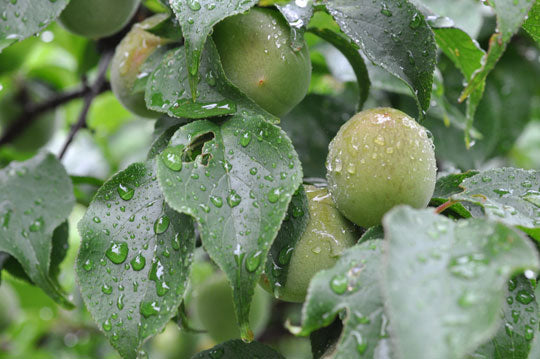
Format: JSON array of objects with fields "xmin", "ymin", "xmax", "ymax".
[{"xmin": 434, "ymin": 199, "xmax": 457, "ymax": 214}]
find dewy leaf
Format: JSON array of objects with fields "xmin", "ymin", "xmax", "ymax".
[
  {"xmin": 77, "ymin": 162, "xmax": 196, "ymax": 359},
  {"xmin": 276, "ymin": 0, "xmax": 314, "ymax": 50},
  {"xmin": 145, "ymin": 40, "xmax": 275, "ymax": 121},
  {"xmin": 307, "ymin": 27, "xmax": 370, "ymax": 111},
  {"xmin": 523, "ymin": 1, "xmax": 540, "ymax": 44},
  {"xmin": 0, "ymin": 0, "xmax": 69, "ymax": 52},
  {"xmin": 472, "ymin": 275, "xmax": 538, "ymax": 359},
  {"xmin": 431, "ymin": 27, "xmax": 485, "ymax": 81},
  {"xmin": 262, "ymin": 185, "xmax": 309, "ymax": 296},
  {"xmin": 169, "ymin": 0, "xmax": 258, "ymax": 99},
  {"xmin": 451, "ymin": 168, "xmax": 540, "ymax": 240},
  {"xmin": 295, "ymin": 240, "xmax": 390, "ymax": 359},
  {"xmin": 157, "ymin": 115, "xmax": 302, "ymax": 340},
  {"xmin": 433, "ymin": 171, "xmax": 480, "ymax": 199},
  {"xmin": 0, "ymin": 152, "xmax": 74, "ymax": 308},
  {"xmin": 325, "ymin": 0, "xmax": 436, "ymax": 115},
  {"xmin": 192, "ymin": 339, "xmax": 286, "ymax": 359},
  {"xmin": 382, "ymin": 207, "xmax": 540, "ymax": 359},
  {"xmin": 458, "ymin": 0, "xmax": 535, "ymax": 144}
]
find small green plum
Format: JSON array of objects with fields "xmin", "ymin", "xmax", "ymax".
[
  {"xmin": 262, "ymin": 185, "xmax": 357, "ymax": 303},
  {"xmin": 195, "ymin": 272, "xmax": 271, "ymax": 343},
  {"xmin": 59, "ymin": 0, "xmax": 140, "ymax": 39},
  {"xmin": 326, "ymin": 107, "xmax": 437, "ymax": 227},
  {"xmin": 212, "ymin": 7, "xmax": 311, "ymax": 117},
  {"xmin": 110, "ymin": 14, "xmax": 169, "ymax": 118}
]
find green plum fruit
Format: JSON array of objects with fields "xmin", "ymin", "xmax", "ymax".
[
  {"xmin": 110, "ymin": 14, "xmax": 169, "ymax": 118},
  {"xmin": 59, "ymin": 0, "xmax": 140, "ymax": 39},
  {"xmin": 261, "ymin": 185, "xmax": 357, "ymax": 303},
  {"xmin": 195, "ymin": 272, "xmax": 271, "ymax": 343},
  {"xmin": 212, "ymin": 7, "xmax": 311, "ymax": 117},
  {"xmin": 326, "ymin": 107, "xmax": 437, "ymax": 227}
]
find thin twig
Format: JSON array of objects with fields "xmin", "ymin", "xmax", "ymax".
[
  {"xmin": 434, "ymin": 199, "xmax": 457, "ymax": 214},
  {"xmin": 0, "ymin": 82, "xmax": 110, "ymax": 146},
  {"xmin": 58, "ymin": 51, "xmax": 113, "ymax": 160}
]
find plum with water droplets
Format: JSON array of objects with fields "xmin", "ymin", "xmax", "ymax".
[{"xmin": 326, "ymin": 107, "xmax": 437, "ymax": 227}]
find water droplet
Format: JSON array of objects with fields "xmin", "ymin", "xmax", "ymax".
[
  {"xmin": 227, "ymin": 190, "xmax": 242, "ymax": 208},
  {"xmin": 83, "ymin": 259, "xmax": 93, "ymax": 271},
  {"xmin": 380, "ymin": 3, "xmax": 392, "ymax": 16},
  {"xmin": 93, "ymin": 216, "xmax": 101, "ymax": 223},
  {"xmin": 131, "ymin": 253, "xmax": 146, "ymax": 271},
  {"xmin": 140, "ymin": 301, "xmax": 160, "ymax": 318},
  {"xmin": 240, "ymin": 131, "xmax": 252, "ymax": 147},
  {"xmin": 409, "ymin": 12, "xmax": 422, "ymax": 29},
  {"xmin": 267, "ymin": 187, "xmax": 282, "ymax": 203},
  {"xmin": 118, "ymin": 183, "xmax": 135, "ymax": 200},
  {"xmin": 102, "ymin": 283, "xmax": 113, "ymax": 295},
  {"xmin": 187, "ymin": 0, "xmax": 201, "ymax": 11},
  {"xmin": 149, "ymin": 259, "xmax": 170, "ymax": 296},
  {"xmin": 29, "ymin": 217, "xmax": 44, "ymax": 232},
  {"xmin": 106, "ymin": 242, "xmax": 129, "ymax": 264},
  {"xmin": 172, "ymin": 233, "xmax": 181, "ymax": 250},
  {"xmin": 448, "ymin": 253, "xmax": 488, "ymax": 279},
  {"xmin": 516, "ymin": 290, "xmax": 534, "ymax": 305},
  {"xmin": 245, "ymin": 252, "xmax": 262, "ymax": 272},
  {"xmin": 103, "ymin": 319, "xmax": 112, "ymax": 332},
  {"xmin": 278, "ymin": 246, "xmax": 293, "ymax": 266},
  {"xmin": 161, "ymin": 146, "xmax": 184, "ymax": 172},
  {"xmin": 330, "ymin": 274, "xmax": 348, "ymax": 294},
  {"xmin": 117, "ymin": 294, "xmax": 125, "ymax": 310},
  {"xmin": 210, "ymin": 195, "xmax": 223, "ymax": 208},
  {"xmin": 154, "ymin": 216, "xmax": 170, "ymax": 234}
]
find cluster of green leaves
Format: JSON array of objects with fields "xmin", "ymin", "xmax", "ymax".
[{"xmin": 0, "ymin": 0, "xmax": 539, "ymax": 358}]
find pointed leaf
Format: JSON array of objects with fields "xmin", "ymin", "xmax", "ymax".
[
  {"xmin": 325, "ymin": 0, "xmax": 436, "ymax": 114},
  {"xmin": 0, "ymin": 0, "xmax": 69, "ymax": 52},
  {"xmin": 451, "ymin": 168, "xmax": 540, "ymax": 240},
  {"xmin": 77, "ymin": 162, "xmax": 196, "ymax": 359},
  {"xmin": 523, "ymin": 1, "xmax": 540, "ymax": 44},
  {"xmin": 296, "ymin": 240, "xmax": 390, "ymax": 359},
  {"xmin": 382, "ymin": 206, "xmax": 540, "ymax": 359},
  {"xmin": 169, "ymin": 0, "xmax": 258, "ymax": 98},
  {"xmin": 157, "ymin": 115, "xmax": 302, "ymax": 340},
  {"xmin": 0, "ymin": 152, "xmax": 74, "ymax": 307}
]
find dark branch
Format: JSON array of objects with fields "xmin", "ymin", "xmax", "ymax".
[{"xmin": 58, "ymin": 51, "xmax": 114, "ymax": 159}]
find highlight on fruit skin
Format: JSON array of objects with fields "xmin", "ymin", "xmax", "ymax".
[
  {"xmin": 261, "ymin": 185, "xmax": 357, "ymax": 303},
  {"xmin": 326, "ymin": 107, "xmax": 437, "ymax": 228},
  {"xmin": 110, "ymin": 14, "xmax": 170, "ymax": 119},
  {"xmin": 59, "ymin": 0, "xmax": 141, "ymax": 39},
  {"xmin": 212, "ymin": 7, "xmax": 312, "ymax": 117}
]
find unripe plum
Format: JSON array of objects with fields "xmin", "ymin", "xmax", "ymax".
[
  {"xmin": 110, "ymin": 14, "xmax": 169, "ymax": 118},
  {"xmin": 59, "ymin": 0, "xmax": 140, "ymax": 39},
  {"xmin": 326, "ymin": 107, "xmax": 437, "ymax": 227},
  {"xmin": 212, "ymin": 7, "xmax": 311, "ymax": 117},
  {"xmin": 262, "ymin": 185, "xmax": 357, "ymax": 303}
]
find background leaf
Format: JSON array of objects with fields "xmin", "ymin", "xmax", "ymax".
[
  {"xmin": 325, "ymin": 0, "xmax": 437, "ymax": 115},
  {"xmin": 191, "ymin": 339, "xmax": 286, "ymax": 358},
  {"xmin": 0, "ymin": 152, "xmax": 74, "ymax": 307},
  {"xmin": 382, "ymin": 207, "xmax": 539, "ymax": 359},
  {"xmin": 77, "ymin": 162, "xmax": 196, "ymax": 359},
  {"xmin": 0, "ymin": 0, "xmax": 69, "ymax": 51},
  {"xmin": 523, "ymin": 1, "xmax": 540, "ymax": 44},
  {"xmin": 157, "ymin": 115, "xmax": 302, "ymax": 340}
]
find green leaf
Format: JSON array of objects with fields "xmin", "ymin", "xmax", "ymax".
[
  {"xmin": 276, "ymin": 0, "xmax": 314, "ymax": 50},
  {"xmin": 0, "ymin": 152, "xmax": 74, "ymax": 308},
  {"xmin": 432, "ymin": 27, "xmax": 485, "ymax": 81},
  {"xmin": 433, "ymin": 171, "xmax": 480, "ymax": 198},
  {"xmin": 382, "ymin": 206, "xmax": 540, "ymax": 359},
  {"xmin": 145, "ymin": 14, "xmax": 184, "ymax": 41},
  {"xmin": 523, "ymin": 1, "xmax": 540, "ymax": 44},
  {"xmin": 145, "ymin": 40, "xmax": 275, "ymax": 120},
  {"xmin": 169, "ymin": 0, "xmax": 258, "ymax": 99},
  {"xmin": 191, "ymin": 339, "xmax": 285, "ymax": 358},
  {"xmin": 472, "ymin": 275, "xmax": 538, "ymax": 359},
  {"xmin": 307, "ymin": 27, "xmax": 370, "ymax": 110},
  {"xmin": 451, "ymin": 168, "xmax": 540, "ymax": 240},
  {"xmin": 295, "ymin": 240, "xmax": 389, "ymax": 359},
  {"xmin": 263, "ymin": 185, "xmax": 309, "ymax": 295},
  {"xmin": 459, "ymin": 0, "xmax": 535, "ymax": 144},
  {"xmin": 77, "ymin": 162, "xmax": 196, "ymax": 359},
  {"xmin": 325, "ymin": 0, "xmax": 436, "ymax": 115},
  {"xmin": 156, "ymin": 115, "xmax": 302, "ymax": 340},
  {"xmin": 0, "ymin": 0, "xmax": 69, "ymax": 52}
]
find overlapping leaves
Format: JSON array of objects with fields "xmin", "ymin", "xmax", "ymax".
[{"xmin": 156, "ymin": 114, "xmax": 302, "ymax": 340}]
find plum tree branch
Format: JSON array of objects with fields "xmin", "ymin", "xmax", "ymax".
[{"xmin": 58, "ymin": 51, "xmax": 113, "ymax": 160}]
